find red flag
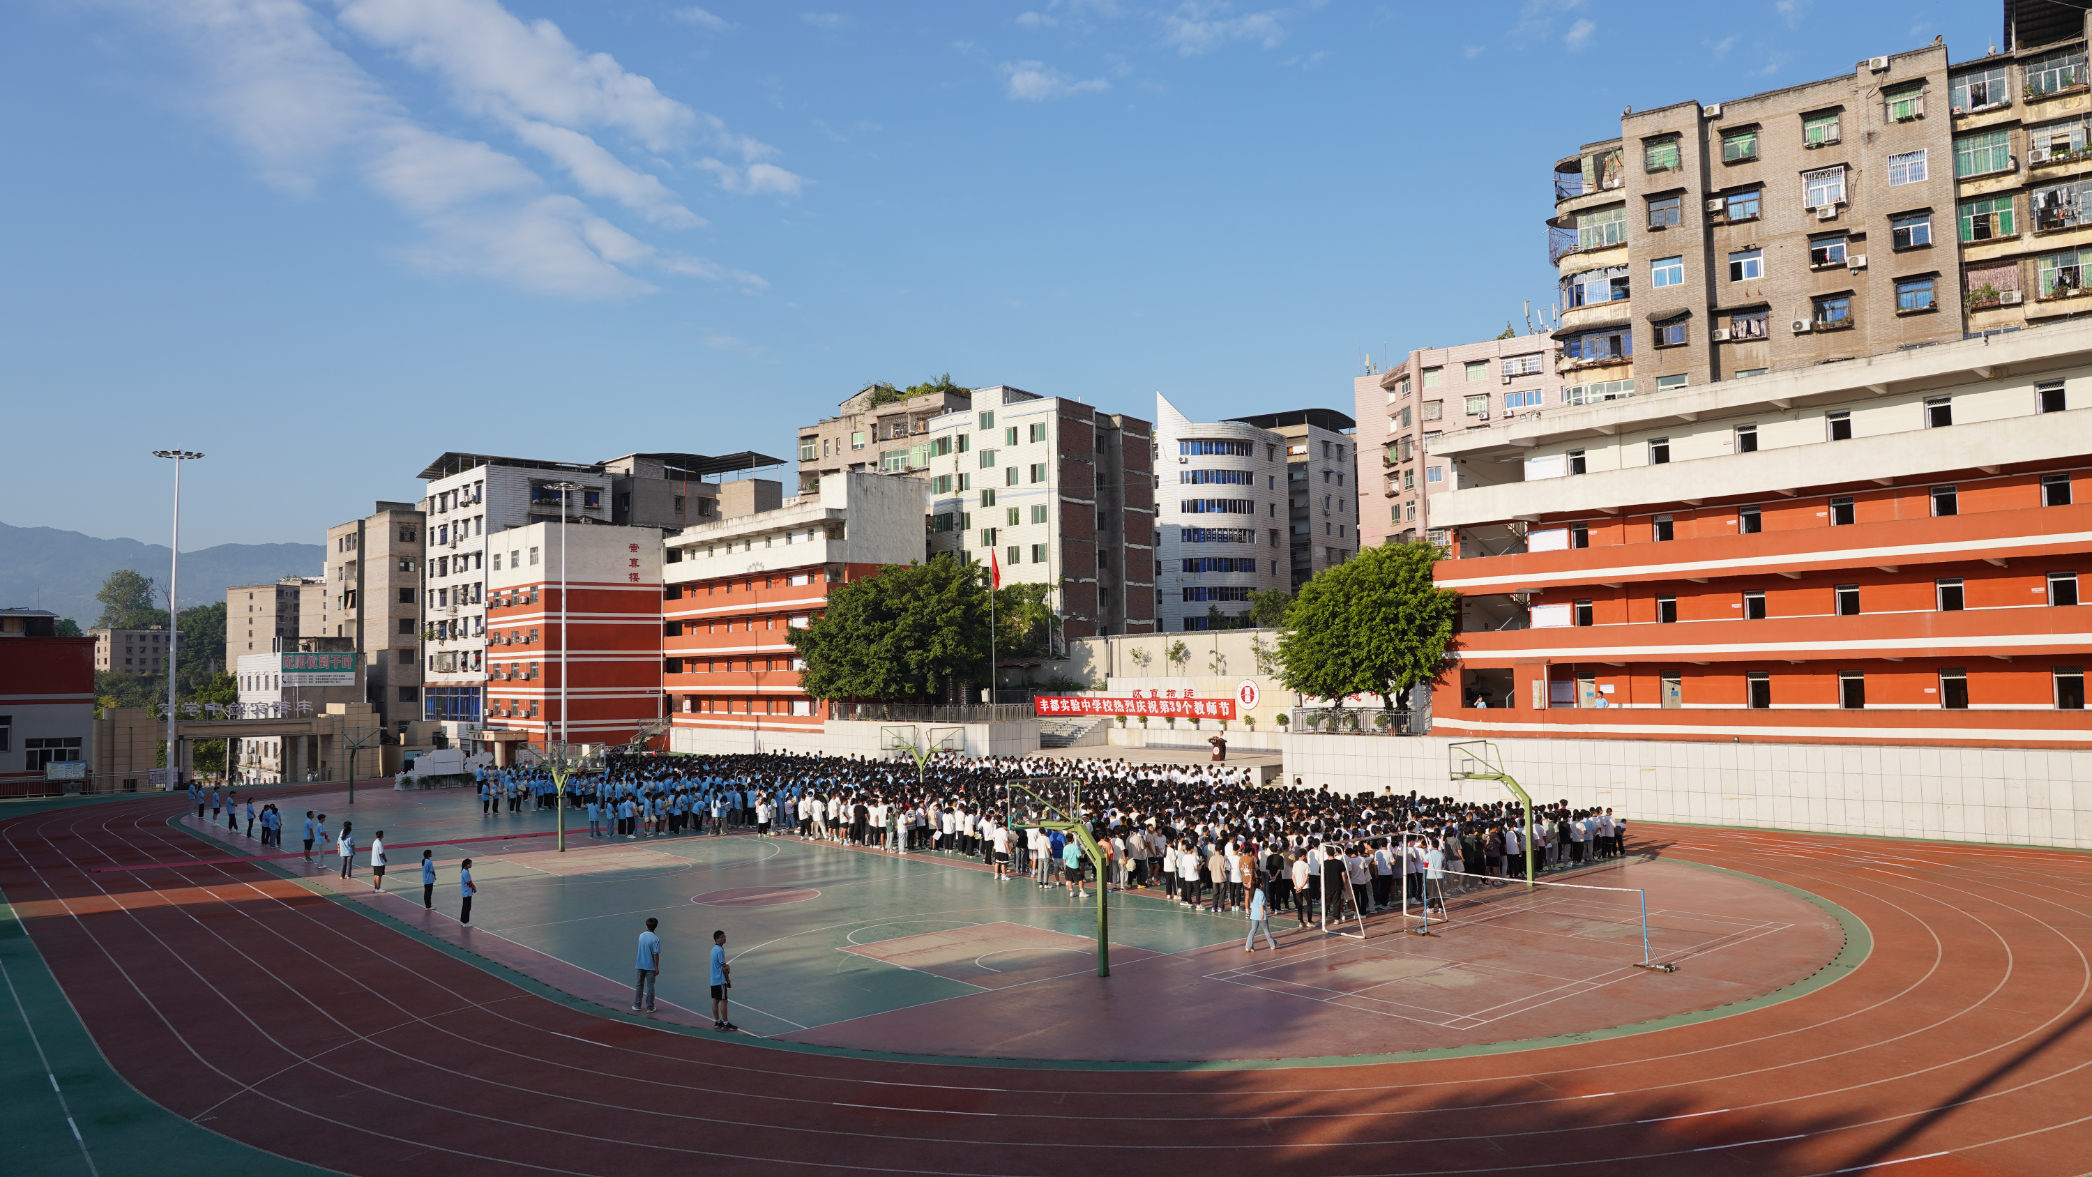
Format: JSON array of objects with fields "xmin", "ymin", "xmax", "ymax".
[{"xmin": 990, "ymin": 547, "xmax": 1002, "ymax": 589}]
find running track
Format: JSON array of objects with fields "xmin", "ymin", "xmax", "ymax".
[{"xmin": 4, "ymin": 793, "xmax": 2090, "ymax": 1177}]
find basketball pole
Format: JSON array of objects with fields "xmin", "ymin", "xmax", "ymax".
[
  {"xmin": 1449, "ymin": 741, "xmax": 1535, "ymax": 890},
  {"xmin": 1002, "ymin": 776, "xmax": 1110, "ymax": 977}
]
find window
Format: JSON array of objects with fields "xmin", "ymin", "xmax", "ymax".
[
  {"xmin": 1182, "ymin": 469, "xmax": 1256, "ymax": 485},
  {"xmin": 1814, "ymin": 294, "xmax": 1852, "ymax": 327},
  {"xmin": 1006, "ymin": 507, "xmax": 1021, "ymax": 526},
  {"xmin": 2039, "ymin": 248, "xmax": 2086, "ymax": 296},
  {"xmin": 1465, "ymin": 360, "xmax": 1489, "ymax": 382},
  {"xmin": 2031, "ymin": 118, "xmax": 2090, "ymax": 162},
  {"xmin": 1897, "ymin": 277, "xmax": 1937, "ymax": 311},
  {"xmin": 1030, "ymin": 504, "xmax": 1049, "ymax": 524},
  {"xmin": 799, "ymin": 436, "xmax": 817, "ymax": 461},
  {"xmin": 1565, "ymin": 265, "xmax": 1631, "ymax": 307},
  {"xmin": 980, "ymin": 527, "xmax": 998, "ymax": 547},
  {"xmin": 2025, "ymin": 48, "xmax": 2088, "ymax": 96},
  {"xmin": 1809, "ymin": 235, "xmax": 1848, "ymax": 267},
  {"xmin": 1649, "ymin": 437, "xmax": 1670, "ymax": 465},
  {"xmin": 1835, "ymin": 584, "xmax": 1861, "ymax": 615},
  {"xmin": 1567, "ymin": 450, "xmax": 1587, "ymax": 475},
  {"xmin": 1887, "ymin": 149, "xmax": 1928, "ymax": 185},
  {"xmin": 1931, "ymin": 667, "xmax": 1970, "ymax": 710},
  {"xmin": 1029, "ymin": 462, "xmax": 1047, "ymax": 483},
  {"xmin": 1645, "ymin": 138, "xmax": 1680, "ymax": 170},
  {"xmin": 1655, "ymin": 374, "xmax": 1689, "ymax": 392},
  {"xmin": 1726, "ymin": 189, "xmax": 1761, "ymax": 221},
  {"xmin": 1651, "ymin": 255, "xmax": 1683, "ymax": 287},
  {"xmin": 1421, "ymin": 400, "xmax": 1443, "ymax": 421},
  {"xmin": 2050, "ymin": 571, "xmax": 2080, "ymax": 606},
  {"xmin": 1570, "ymin": 522, "xmax": 1589, "ymax": 548},
  {"xmin": 1006, "ymin": 545, "xmax": 1021, "ymax": 567},
  {"xmin": 1892, "ymin": 212, "xmax": 1933, "ymax": 249},
  {"xmin": 1564, "ymin": 378, "xmax": 1635, "ymax": 405},
  {"xmin": 1729, "ymin": 248, "xmax": 1764, "ymax": 281},
  {"xmin": 1886, "ymin": 83, "xmax": 1926, "ymax": 122},
  {"xmin": 1464, "ymin": 394, "xmax": 1489, "ymax": 416},
  {"xmin": 1029, "ymin": 422, "xmax": 1047, "ymax": 443},
  {"xmin": 1005, "ymin": 466, "xmax": 1019, "ymax": 486},
  {"xmin": 1954, "ymin": 129, "xmax": 2013, "ymax": 178},
  {"xmin": 1950, "ymin": 66, "xmax": 2008, "ymax": 112},
  {"xmin": 1932, "ymin": 577, "xmax": 1967, "ymax": 612},
  {"xmin": 1803, "ymin": 111, "xmax": 1840, "ymax": 145},
  {"xmin": 1656, "ymin": 595, "xmax": 1678, "ymax": 624},
  {"xmin": 1573, "ymin": 600, "xmax": 1594, "ymax": 627},
  {"xmin": 1653, "ymin": 514, "xmax": 1675, "ymax": 542},
  {"xmin": 1739, "ymin": 506, "xmax": 1763, "ymax": 534},
  {"xmin": 1422, "ymin": 367, "xmax": 1442, "ymax": 388},
  {"xmin": 1839, "ymin": 672, "xmax": 1866, "ymax": 710},
  {"xmin": 980, "ymin": 448, "xmax": 997, "ymax": 468},
  {"xmin": 1735, "ymin": 423, "xmax": 1759, "ymax": 453},
  {"xmin": 1747, "ymin": 672, "xmax": 1771, "ymax": 709},
  {"xmin": 1931, "ymin": 485, "xmax": 1958, "ymax": 516},
  {"xmin": 1648, "ymin": 194, "xmax": 1682, "ymax": 227},
  {"xmin": 979, "ymin": 411, "xmax": 995, "ymax": 430},
  {"xmin": 1004, "ymin": 426, "xmax": 1019, "ymax": 446},
  {"xmin": 1722, "ymin": 127, "xmax": 1757, "ymax": 161},
  {"xmin": 1730, "ymin": 308, "xmax": 1769, "ymax": 339},
  {"xmin": 2056, "ymin": 666, "xmax": 2086, "ymax": 710},
  {"xmin": 1426, "ymin": 465, "xmax": 1443, "ymax": 483},
  {"xmin": 1925, "ymin": 396, "xmax": 1953, "ymax": 428},
  {"xmin": 1804, "ymin": 166, "xmax": 1846, "ymax": 207},
  {"xmin": 1506, "ymin": 389, "xmax": 1545, "ymax": 409},
  {"xmin": 2034, "ymin": 180, "xmax": 2092, "ymax": 232},
  {"xmin": 1652, "ymin": 318, "xmax": 1687, "ymax": 347},
  {"xmin": 2038, "ymin": 381, "xmax": 2068, "ymax": 414},
  {"xmin": 1180, "ymin": 439, "xmax": 1254, "ymax": 456},
  {"xmin": 1743, "ymin": 590, "xmax": 1767, "ymax": 619},
  {"xmin": 1577, "ymin": 206, "xmax": 1627, "ymax": 250},
  {"xmin": 399, "ymin": 617, "xmax": 416, "ymax": 635},
  {"xmin": 1029, "ymin": 544, "xmax": 1048, "ymax": 564},
  {"xmin": 2044, "ymin": 473, "xmax": 2074, "ymax": 507}
]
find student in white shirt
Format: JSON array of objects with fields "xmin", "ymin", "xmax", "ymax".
[
  {"xmin": 337, "ymin": 822, "xmax": 356, "ymax": 880},
  {"xmin": 369, "ymin": 830, "xmax": 387, "ymax": 891}
]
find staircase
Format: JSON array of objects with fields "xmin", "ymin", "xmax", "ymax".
[{"xmin": 1038, "ymin": 718, "xmax": 1108, "ymax": 749}]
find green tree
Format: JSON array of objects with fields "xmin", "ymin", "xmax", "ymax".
[
  {"xmin": 94, "ymin": 569, "xmax": 166, "ymax": 630},
  {"xmin": 788, "ymin": 554, "xmax": 992, "ymax": 702},
  {"xmin": 55, "ymin": 618, "xmax": 82, "ymax": 637},
  {"xmin": 1276, "ymin": 541, "xmax": 1460, "ymax": 710},
  {"xmin": 863, "ymin": 373, "xmax": 969, "ymax": 409},
  {"xmin": 995, "ymin": 580, "xmax": 1061, "ymax": 657},
  {"xmin": 1496, "ymin": 322, "xmax": 1517, "ymax": 340},
  {"xmin": 1244, "ymin": 588, "xmax": 1293, "ymax": 629},
  {"xmin": 174, "ymin": 600, "xmax": 228, "ymax": 692}
]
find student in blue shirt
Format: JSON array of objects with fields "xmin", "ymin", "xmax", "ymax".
[
  {"xmin": 421, "ymin": 850, "xmax": 437, "ymax": 909},
  {"xmin": 459, "ymin": 859, "xmax": 476, "ymax": 924},
  {"xmin": 302, "ymin": 811, "xmax": 317, "ymax": 859},
  {"xmin": 633, "ymin": 918, "xmax": 662, "ymax": 1014},
  {"xmin": 709, "ymin": 930, "xmax": 735, "ymax": 1031}
]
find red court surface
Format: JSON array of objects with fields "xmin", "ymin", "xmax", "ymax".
[{"xmin": 5, "ymin": 792, "xmax": 2092, "ymax": 1177}]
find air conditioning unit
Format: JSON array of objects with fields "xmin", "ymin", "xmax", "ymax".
[
  {"xmin": 1501, "ymin": 374, "xmax": 1514, "ymax": 384},
  {"xmin": 2001, "ymin": 290, "xmax": 2025, "ymax": 305},
  {"xmin": 1792, "ymin": 319, "xmax": 1813, "ymax": 334},
  {"xmin": 1711, "ymin": 327, "xmax": 1733, "ymax": 342},
  {"xmin": 1179, "ymin": 456, "xmax": 1189, "ymax": 464},
  {"xmin": 1706, "ymin": 197, "xmax": 1727, "ymax": 213},
  {"xmin": 1703, "ymin": 104, "xmax": 1722, "ymax": 119},
  {"xmin": 1817, "ymin": 205, "xmax": 1840, "ymax": 221},
  {"xmin": 1476, "ymin": 410, "xmax": 1490, "ymax": 420},
  {"xmin": 1847, "ymin": 254, "xmax": 1867, "ymax": 270},
  {"xmin": 2030, "ymin": 147, "xmax": 2051, "ymax": 164},
  {"xmin": 1869, "ymin": 55, "xmax": 1890, "ymax": 72}
]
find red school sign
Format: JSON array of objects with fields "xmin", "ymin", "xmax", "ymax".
[{"xmin": 1033, "ymin": 695, "xmax": 1237, "ymax": 720}]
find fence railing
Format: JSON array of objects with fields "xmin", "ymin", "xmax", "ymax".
[
  {"xmin": 1292, "ymin": 708, "xmax": 1415, "ymax": 736},
  {"xmin": 839, "ymin": 702, "xmax": 1036, "ymax": 724}
]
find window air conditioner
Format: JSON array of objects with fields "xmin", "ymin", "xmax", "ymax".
[
  {"xmin": 1711, "ymin": 327, "xmax": 1732, "ymax": 342},
  {"xmin": 2001, "ymin": 290, "xmax": 2025, "ymax": 305},
  {"xmin": 1847, "ymin": 254, "xmax": 1867, "ymax": 270},
  {"xmin": 2030, "ymin": 147, "xmax": 2051, "ymax": 163},
  {"xmin": 1179, "ymin": 456, "xmax": 1189, "ymax": 463},
  {"xmin": 1869, "ymin": 56, "xmax": 1890, "ymax": 72},
  {"xmin": 1817, "ymin": 205, "xmax": 1839, "ymax": 221},
  {"xmin": 1706, "ymin": 198, "xmax": 1726, "ymax": 213},
  {"xmin": 1702, "ymin": 104, "xmax": 1722, "ymax": 118},
  {"xmin": 1791, "ymin": 319, "xmax": 1813, "ymax": 334},
  {"xmin": 1476, "ymin": 410, "xmax": 1490, "ymax": 420},
  {"xmin": 1501, "ymin": 374, "xmax": 1513, "ymax": 384}
]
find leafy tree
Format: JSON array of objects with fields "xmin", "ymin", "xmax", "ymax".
[
  {"xmin": 1164, "ymin": 640, "xmax": 1189, "ymax": 674},
  {"xmin": 54, "ymin": 618, "xmax": 82, "ymax": 637},
  {"xmin": 789, "ymin": 554, "xmax": 992, "ymax": 702},
  {"xmin": 995, "ymin": 581, "xmax": 1061, "ymax": 657},
  {"xmin": 95, "ymin": 569, "xmax": 166, "ymax": 630},
  {"xmin": 1244, "ymin": 588, "xmax": 1293, "ymax": 629},
  {"xmin": 863, "ymin": 373, "xmax": 969, "ymax": 409},
  {"xmin": 1276, "ymin": 541, "xmax": 1460, "ymax": 710},
  {"xmin": 1496, "ymin": 322, "xmax": 1517, "ymax": 340},
  {"xmin": 173, "ymin": 600, "xmax": 228, "ymax": 692}
]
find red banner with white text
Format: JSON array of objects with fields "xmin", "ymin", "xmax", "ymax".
[{"xmin": 1033, "ymin": 695, "xmax": 1236, "ymax": 720}]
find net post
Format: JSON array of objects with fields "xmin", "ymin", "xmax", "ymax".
[{"xmin": 1631, "ymin": 887, "xmax": 1677, "ymax": 972}]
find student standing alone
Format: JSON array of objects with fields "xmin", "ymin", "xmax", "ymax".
[
  {"xmin": 633, "ymin": 918, "xmax": 662, "ymax": 1013},
  {"xmin": 420, "ymin": 850, "xmax": 436, "ymax": 909},
  {"xmin": 459, "ymin": 859, "xmax": 476, "ymax": 924},
  {"xmin": 709, "ymin": 930, "xmax": 735, "ymax": 1031}
]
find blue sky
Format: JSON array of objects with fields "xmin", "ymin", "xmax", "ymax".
[{"xmin": 3, "ymin": 0, "xmax": 1991, "ymax": 549}]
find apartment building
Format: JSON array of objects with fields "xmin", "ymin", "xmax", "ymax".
[
  {"xmin": 91, "ymin": 626, "xmax": 172, "ymax": 675},
  {"xmin": 913, "ymin": 386, "xmax": 1156, "ymax": 639},
  {"xmin": 1224, "ymin": 408, "xmax": 1359, "ymax": 588},
  {"xmin": 483, "ymin": 522, "xmax": 665, "ymax": 750},
  {"xmin": 1151, "ymin": 394, "xmax": 1287, "ymax": 630},
  {"xmin": 226, "ymin": 578, "xmax": 319, "ymax": 667},
  {"xmin": 796, "ymin": 384, "xmax": 977, "ymax": 493},
  {"xmin": 1425, "ymin": 321, "xmax": 2088, "ymax": 748},
  {"xmin": 603, "ymin": 451, "xmax": 788, "ymax": 528},
  {"xmin": 319, "ymin": 501, "xmax": 426, "ymax": 736},
  {"xmin": 1353, "ymin": 336, "xmax": 1562, "ymax": 554},
  {"xmin": 0, "ymin": 610, "xmax": 94, "ymax": 796},
  {"xmin": 661, "ymin": 472, "xmax": 927, "ymax": 754}
]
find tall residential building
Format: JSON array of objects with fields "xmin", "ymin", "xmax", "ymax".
[
  {"xmin": 91, "ymin": 626, "xmax": 172, "ymax": 676},
  {"xmin": 796, "ymin": 384, "xmax": 978, "ymax": 493},
  {"xmin": 1428, "ymin": 319, "xmax": 2089, "ymax": 748},
  {"xmin": 1356, "ymin": 335, "xmax": 1559, "ymax": 551},
  {"xmin": 662, "ymin": 472, "xmax": 928, "ymax": 753},
  {"xmin": 1151, "ymin": 394, "xmax": 1288, "ymax": 632},
  {"xmin": 1224, "ymin": 408, "xmax": 1359, "ymax": 589},
  {"xmin": 916, "ymin": 386, "xmax": 1156, "ymax": 639},
  {"xmin": 484, "ymin": 522, "xmax": 665, "ymax": 750},
  {"xmin": 321, "ymin": 501, "xmax": 426, "ymax": 736},
  {"xmin": 225, "ymin": 578, "xmax": 319, "ymax": 668}
]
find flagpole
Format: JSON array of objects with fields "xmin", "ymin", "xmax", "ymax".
[{"xmin": 988, "ymin": 551, "xmax": 998, "ymax": 709}]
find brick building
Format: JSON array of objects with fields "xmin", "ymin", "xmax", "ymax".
[
  {"xmin": 321, "ymin": 501, "xmax": 426, "ymax": 736},
  {"xmin": 1, "ymin": 609, "xmax": 94, "ymax": 796}
]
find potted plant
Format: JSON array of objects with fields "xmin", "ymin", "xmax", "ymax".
[
  {"xmin": 1275, "ymin": 712, "xmax": 1289, "ymax": 731},
  {"xmin": 1965, "ymin": 283, "xmax": 2002, "ymax": 312},
  {"xmin": 1243, "ymin": 714, "xmax": 1256, "ymax": 731}
]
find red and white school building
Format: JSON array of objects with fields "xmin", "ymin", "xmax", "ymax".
[{"xmin": 1289, "ymin": 324, "xmax": 2092, "ymax": 848}]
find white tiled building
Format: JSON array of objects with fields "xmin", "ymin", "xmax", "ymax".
[{"xmin": 1151, "ymin": 393, "xmax": 1289, "ymax": 631}]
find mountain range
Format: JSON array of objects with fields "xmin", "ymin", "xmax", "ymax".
[{"xmin": 0, "ymin": 521, "xmax": 324, "ymax": 628}]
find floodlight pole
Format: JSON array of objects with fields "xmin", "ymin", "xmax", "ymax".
[{"xmin": 152, "ymin": 449, "xmax": 204, "ymax": 788}]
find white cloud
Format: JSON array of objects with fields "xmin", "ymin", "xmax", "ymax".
[
  {"xmin": 116, "ymin": 0, "xmax": 764, "ymax": 299},
  {"xmin": 1161, "ymin": 2, "xmax": 1290, "ymax": 55},
  {"xmin": 1002, "ymin": 61, "xmax": 1111, "ymax": 101},
  {"xmin": 1775, "ymin": 0, "xmax": 1810, "ymax": 29},
  {"xmin": 674, "ymin": 6, "xmax": 732, "ymax": 32},
  {"xmin": 1564, "ymin": 18, "xmax": 1594, "ymax": 50},
  {"xmin": 799, "ymin": 12, "xmax": 851, "ymax": 29},
  {"xmin": 1016, "ymin": 11, "xmax": 1056, "ymax": 29},
  {"xmin": 1709, "ymin": 34, "xmax": 1736, "ymax": 60}
]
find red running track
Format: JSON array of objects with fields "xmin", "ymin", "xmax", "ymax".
[{"xmin": 5, "ymin": 794, "xmax": 2091, "ymax": 1177}]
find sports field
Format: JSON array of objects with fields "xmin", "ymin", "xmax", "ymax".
[{"xmin": 5, "ymin": 782, "xmax": 2091, "ymax": 1176}]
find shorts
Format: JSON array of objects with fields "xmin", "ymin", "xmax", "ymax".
[
  {"xmin": 1064, "ymin": 863, "xmax": 1083, "ymax": 881},
  {"xmin": 709, "ymin": 984, "xmax": 728, "ymax": 1000},
  {"xmin": 994, "ymin": 851, "xmax": 1008, "ymax": 864}
]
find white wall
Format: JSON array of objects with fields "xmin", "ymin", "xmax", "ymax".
[
  {"xmin": 1283, "ymin": 732, "xmax": 2092, "ymax": 849},
  {"xmin": 668, "ymin": 717, "xmax": 1039, "ymax": 758}
]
